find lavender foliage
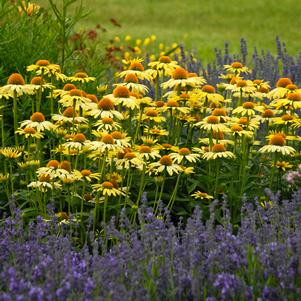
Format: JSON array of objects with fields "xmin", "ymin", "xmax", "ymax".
[
  {"xmin": 0, "ymin": 190, "xmax": 301, "ymax": 300},
  {"xmin": 177, "ymin": 37, "xmax": 301, "ymax": 87}
]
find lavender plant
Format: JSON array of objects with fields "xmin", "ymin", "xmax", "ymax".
[{"xmin": 0, "ymin": 190, "xmax": 301, "ymax": 300}]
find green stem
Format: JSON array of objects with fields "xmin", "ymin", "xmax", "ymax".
[
  {"xmin": 13, "ymin": 92, "xmax": 19, "ymax": 146},
  {"xmin": 167, "ymin": 173, "xmax": 181, "ymax": 211}
]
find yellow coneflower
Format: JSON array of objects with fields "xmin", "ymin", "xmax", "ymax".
[
  {"xmin": 115, "ymin": 151, "xmax": 145, "ymax": 170},
  {"xmin": 113, "ymin": 73, "xmax": 149, "ymax": 95},
  {"xmin": 223, "ymin": 61, "xmax": 251, "ymax": 75},
  {"xmin": 141, "ymin": 108, "xmax": 166, "ymax": 123},
  {"xmin": 195, "ymin": 115, "xmax": 229, "ymax": 132},
  {"xmin": 92, "ymin": 181, "xmax": 125, "ymax": 197},
  {"xmin": 147, "ymin": 55, "xmax": 179, "ymax": 78},
  {"xmin": 108, "ymin": 86, "xmax": 140, "ymax": 110},
  {"xmin": 273, "ymin": 114, "xmax": 300, "ymax": 129},
  {"xmin": 259, "ymin": 133, "xmax": 295, "ymax": 156},
  {"xmin": 135, "ymin": 144, "xmax": 161, "ymax": 161},
  {"xmin": 225, "ymin": 79, "xmax": 256, "ymax": 97},
  {"xmin": 27, "ymin": 173, "xmax": 62, "ymax": 192},
  {"xmin": 190, "ymin": 85, "xmax": 225, "ymax": 107},
  {"xmin": 36, "ymin": 160, "xmax": 70, "ymax": 179},
  {"xmin": 148, "ymin": 155, "xmax": 183, "ymax": 176},
  {"xmin": 148, "ymin": 127, "xmax": 169, "ymax": 137},
  {"xmin": 87, "ymin": 134, "xmax": 123, "ymax": 153},
  {"xmin": 160, "ymin": 99, "xmax": 190, "ymax": 114},
  {"xmin": 267, "ymin": 78, "xmax": 301, "ymax": 100},
  {"xmin": 169, "ymin": 147, "xmax": 201, "ymax": 164},
  {"xmin": 87, "ymin": 97, "xmax": 123, "ymax": 120},
  {"xmin": 0, "ymin": 147, "xmax": 23, "ymax": 159},
  {"xmin": 27, "ymin": 60, "xmax": 67, "ymax": 81},
  {"xmin": 51, "ymin": 107, "xmax": 88, "ymax": 126},
  {"xmin": 18, "ymin": 160, "xmax": 40, "ymax": 169},
  {"xmin": 202, "ymin": 144, "xmax": 236, "ymax": 160},
  {"xmin": 232, "ymin": 101, "xmax": 264, "ymax": 117},
  {"xmin": 52, "ymin": 83, "xmax": 77, "ymax": 99},
  {"xmin": 0, "ymin": 173, "xmax": 9, "ymax": 182},
  {"xmin": 59, "ymin": 172, "xmax": 80, "ymax": 185},
  {"xmin": 271, "ymin": 161, "xmax": 293, "ymax": 171},
  {"xmin": 230, "ymin": 124, "xmax": 254, "ymax": 138},
  {"xmin": 61, "ymin": 133, "xmax": 90, "ymax": 150},
  {"xmin": 20, "ymin": 112, "xmax": 54, "ymax": 132},
  {"xmin": 68, "ymin": 71, "xmax": 96, "ymax": 83},
  {"xmin": 161, "ymin": 67, "xmax": 205, "ymax": 90},
  {"xmin": 59, "ymin": 89, "xmax": 92, "ymax": 110},
  {"xmin": 191, "ymin": 190, "xmax": 214, "ymax": 200},
  {"xmin": 231, "ymin": 116, "xmax": 260, "ymax": 131},
  {"xmin": 0, "ymin": 73, "xmax": 36, "ymax": 97},
  {"xmin": 73, "ymin": 169, "xmax": 101, "ymax": 182},
  {"xmin": 30, "ymin": 76, "xmax": 55, "ymax": 92},
  {"xmin": 93, "ymin": 117, "xmax": 122, "ymax": 131},
  {"xmin": 271, "ymin": 92, "xmax": 301, "ymax": 110},
  {"xmin": 119, "ymin": 58, "xmax": 151, "ymax": 81},
  {"xmin": 15, "ymin": 127, "xmax": 44, "ymax": 139}
]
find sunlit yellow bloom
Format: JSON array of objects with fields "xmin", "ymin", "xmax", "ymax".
[
  {"xmin": 223, "ymin": 61, "xmax": 251, "ymax": 75},
  {"xmin": 115, "ymin": 151, "xmax": 145, "ymax": 170},
  {"xmin": 195, "ymin": 115, "xmax": 229, "ymax": 132},
  {"xmin": 267, "ymin": 78, "xmax": 300, "ymax": 99},
  {"xmin": 20, "ymin": 112, "xmax": 54, "ymax": 132},
  {"xmin": 169, "ymin": 147, "xmax": 201, "ymax": 164},
  {"xmin": 147, "ymin": 56, "xmax": 179, "ymax": 78},
  {"xmin": 29, "ymin": 76, "xmax": 55, "ymax": 92},
  {"xmin": 231, "ymin": 116, "xmax": 260, "ymax": 131},
  {"xmin": 87, "ymin": 134, "xmax": 124, "ymax": 153},
  {"xmin": 92, "ymin": 181, "xmax": 126, "ymax": 197},
  {"xmin": 160, "ymin": 99, "xmax": 190, "ymax": 114},
  {"xmin": 0, "ymin": 73, "xmax": 36, "ymax": 97},
  {"xmin": 191, "ymin": 191, "xmax": 214, "ymax": 200},
  {"xmin": 161, "ymin": 67, "xmax": 205, "ymax": 90},
  {"xmin": 18, "ymin": 160, "xmax": 40, "ymax": 169},
  {"xmin": 97, "ymin": 84, "xmax": 108, "ymax": 93},
  {"xmin": 148, "ymin": 155, "xmax": 183, "ymax": 176},
  {"xmin": 59, "ymin": 172, "xmax": 80, "ymax": 185},
  {"xmin": 60, "ymin": 133, "xmax": 90, "ymax": 150},
  {"xmin": 202, "ymin": 144, "xmax": 235, "ymax": 160},
  {"xmin": 58, "ymin": 89, "xmax": 93, "ymax": 111},
  {"xmin": 51, "ymin": 107, "xmax": 88, "ymax": 125},
  {"xmin": 229, "ymin": 124, "xmax": 254, "ymax": 138},
  {"xmin": 190, "ymin": 86, "xmax": 225, "ymax": 106},
  {"xmin": 72, "ymin": 169, "xmax": 101, "ymax": 182},
  {"xmin": 0, "ymin": 147, "xmax": 23, "ymax": 159},
  {"xmin": 15, "ymin": 127, "xmax": 44, "ymax": 139},
  {"xmin": 135, "ymin": 144, "xmax": 161, "ymax": 161},
  {"xmin": 232, "ymin": 101, "xmax": 264, "ymax": 117},
  {"xmin": 259, "ymin": 133, "xmax": 295, "ymax": 156},
  {"xmin": 87, "ymin": 97, "xmax": 124, "ymax": 120},
  {"xmin": 67, "ymin": 72, "xmax": 96, "ymax": 83},
  {"xmin": 225, "ymin": 79, "xmax": 256, "ymax": 97},
  {"xmin": 27, "ymin": 60, "xmax": 67, "ymax": 81},
  {"xmin": 181, "ymin": 166, "xmax": 195, "ymax": 175},
  {"xmin": 272, "ymin": 114, "xmax": 300, "ymax": 129},
  {"xmin": 270, "ymin": 92, "xmax": 301, "ymax": 110},
  {"xmin": 141, "ymin": 108, "xmax": 166, "ymax": 123},
  {"xmin": 148, "ymin": 127, "xmax": 169, "ymax": 137},
  {"xmin": 93, "ymin": 117, "xmax": 122, "ymax": 131},
  {"xmin": 271, "ymin": 161, "xmax": 293, "ymax": 171},
  {"xmin": 27, "ymin": 173, "xmax": 62, "ymax": 192},
  {"xmin": 0, "ymin": 173, "xmax": 9, "ymax": 182},
  {"xmin": 119, "ymin": 58, "xmax": 151, "ymax": 81}
]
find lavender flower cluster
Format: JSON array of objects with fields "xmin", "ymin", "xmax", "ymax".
[
  {"xmin": 176, "ymin": 37, "xmax": 301, "ymax": 87},
  {"xmin": 1, "ymin": 190, "xmax": 301, "ymax": 301}
]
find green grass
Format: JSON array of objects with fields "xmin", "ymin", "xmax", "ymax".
[{"xmin": 37, "ymin": 0, "xmax": 301, "ymax": 62}]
